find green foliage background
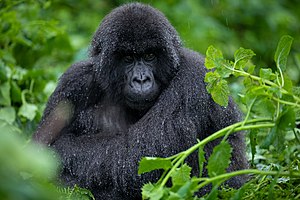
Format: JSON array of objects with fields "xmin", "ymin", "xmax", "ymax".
[{"xmin": 0, "ymin": 0, "xmax": 299, "ymax": 199}]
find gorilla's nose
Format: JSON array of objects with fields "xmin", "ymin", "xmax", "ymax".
[{"xmin": 132, "ymin": 73, "xmax": 152, "ymax": 92}]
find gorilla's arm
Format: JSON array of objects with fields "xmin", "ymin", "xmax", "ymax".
[{"xmin": 33, "ymin": 61, "xmax": 96, "ymax": 144}]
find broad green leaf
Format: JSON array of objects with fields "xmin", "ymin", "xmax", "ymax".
[
  {"xmin": 234, "ymin": 48, "xmax": 256, "ymax": 70},
  {"xmin": 142, "ymin": 183, "xmax": 155, "ymax": 198},
  {"xmin": 0, "ymin": 120, "xmax": 22, "ymax": 134},
  {"xmin": 138, "ymin": 157, "xmax": 172, "ymax": 175},
  {"xmin": 175, "ymin": 179, "xmax": 198, "ymax": 198},
  {"xmin": 176, "ymin": 181, "xmax": 192, "ymax": 197},
  {"xmin": 204, "ymin": 71, "xmax": 220, "ymax": 93},
  {"xmin": 204, "ymin": 71, "xmax": 220, "ymax": 83},
  {"xmin": 11, "ymin": 81, "xmax": 22, "ymax": 103},
  {"xmin": 207, "ymin": 141, "xmax": 232, "ymax": 180},
  {"xmin": 210, "ymin": 79, "xmax": 229, "ymax": 107},
  {"xmin": 198, "ymin": 145, "xmax": 206, "ymax": 177},
  {"xmin": 18, "ymin": 102, "xmax": 38, "ymax": 121},
  {"xmin": 274, "ymin": 35, "xmax": 293, "ymax": 72},
  {"xmin": 251, "ymin": 96, "xmax": 276, "ymax": 118},
  {"xmin": 0, "ymin": 106, "xmax": 16, "ymax": 124},
  {"xmin": 171, "ymin": 164, "xmax": 191, "ymax": 186},
  {"xmin": 247, "ymin": 64, "xmax": 256, "ymax": 74},
  {"xmin": 0, "ymin": 81, "xmax": 11, "ymax": 106},
  {"xmin": 205, "ymin": 45, "xmax": 223, "ymax": 69},
  {"xmin": 0, "ymin": 61, "xmax": 9, "ymax": 81},
  {"xmin": 259, "ymin": 68, "xmax": 276, "ymax": 80},
  {"xmin": 277, "ymin": 107, "xmax": 295, "ymax": 131},
  {"xmin": 141, "ymin": 183, "xmax": 164, "ymax": 200},
  {"xmin": 262, "ymin": 107, "xmax": 295, "ymax": 151},
  {"xmin": 261, "ymin": 126, "xmax": 277, "ymax": 149},
  {"xmin": 283, "ymin": 75, "xmax": 293, "ymax": 93},
  {"xmin": 217, "ymin": 59, "xmax": 233, "ymax": 78},
  {"xmin": 167, "ymin": 192, "xmax": 181, "ymax": 200}
]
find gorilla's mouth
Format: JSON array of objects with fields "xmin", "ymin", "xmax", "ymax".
[{"xmin": 125, "ymin": 90, "xmax": 159, "ymax": 111}]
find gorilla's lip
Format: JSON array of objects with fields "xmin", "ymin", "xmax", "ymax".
[
  {"xmin": 125, "ymin": 95, "xmax": 156, "ymax": 104},
  {"xmin": 125, "ymin": 93, "xmax": 158, "ymax": 110}
]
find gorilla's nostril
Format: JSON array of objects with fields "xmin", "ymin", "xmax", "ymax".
[{"xmin": 132, "ymin": 76, "xmax": 151, "ymax": 84}]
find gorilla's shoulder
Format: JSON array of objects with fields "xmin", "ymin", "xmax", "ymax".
[
  {"xmin": 62, "ymin": 60, "xmax": 94, "ymax": 79},
  {"xmin": 54, "ymin": 60, "xmax": 95, "ymax": 100},
  {"xmin": 179, "ymin": 48, "xmax": 207, "ymax": 77}
]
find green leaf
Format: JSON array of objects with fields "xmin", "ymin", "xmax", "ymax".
[
  {"xmin": 217, "ymin": 59, "xmax": 233, "ymax": 78},
  {"xmin": 283, "ymin": 75, "xmax": 293, "ymax": 93},
  {"xmin": 173, "ymin": 179, "xmax": 198, "ymax": 199},
  {"xmin": 207, "ymin": 141, "xmax": 232, "ymax": 181},
  {"xmin": 198, "ymin": 145, "xmax": 206, "ymax": 177},
  {"xmin": 11, "ymin": 81, "xmax": 22, "ymax": 103},
  {"xmin": 210, "ymin": 79, "xmax": 230, "ymax": 107},
  {"xmin": 261, "ymin": 107, "xmax": 295, "ymax": 151},
  {"xmin": 141, "ymin": 183, "xmax": 164, "ymax": 200},
  {"xmin": 234, "ymin": 47, "xmax": 256, "ymax": 70},
  {"xmin": 274, "ymin": 35, "xmax": 293, "ymax": 72},
  {"xmin": 204, "ymin": 71, "xmax": 220, "ymax": 93},
  {"xmin": 167, "ymin": 192, "xmax": 181, "ymax": 200},
  {"xmin": 277, "ymin": 107, "xmax": 295, "ymax": 131},
  {"xmin": 261, "ymin": 126, "xmax": 277, "ymax": 149},
  {"xmin": 142, "ymin": 183, "xmax": 155, "ymax": 199},
  {"xmin": 18, "ymin": 102, "xmax": 38, "ymax": 121},
  {"xmin": 205, "ymin": 45, "xmax": 223, "ymax": 69},
  {"xmin": 176, "ymin": 181, "xmax": 192, "ymax": 197},
  {"xmin": 246, "ymin": 64, "xmax": 256, "ymax": 74},
  {"xmin": 171, "ymin": 164, "xmax": 192, "ymax": 186},
  {"xmin": 259, "ymin": 68, "xmax": 276, "ymax": 80},
  {"xmin": 0, "ymin": 107, "xmax": 16, "ymax": 124},
  {"xmin": 250, "ymin": 96, "xmax": 276, "ymax": 118},
  {"xmin": 0, "ymin": 81, "xmax": 11, "ymax": 106},
  {"xmin": 138, "ymin": 157, "xmax": 172, "ymax": 175}
]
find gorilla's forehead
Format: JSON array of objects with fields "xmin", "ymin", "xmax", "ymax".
[{"xmin": 95, "ymin": 3, "xmax": 180, "ymax": 54}]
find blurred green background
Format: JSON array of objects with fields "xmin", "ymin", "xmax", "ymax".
[{"xmin": 0, "ymin": 0, "xmax": 299, "ymax": 199}]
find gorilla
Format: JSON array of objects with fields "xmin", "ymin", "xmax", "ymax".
[{"xmin": 33, "ymin": 3, "xmax": 248, "ymax": 199}]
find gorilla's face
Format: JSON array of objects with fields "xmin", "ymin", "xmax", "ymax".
[
  {"xmin": 122, "ymin": 52, "xmax": 160, "ymax": 111},
  {"xmin": 91, "ymin": 3, "xmax": 183, "ymax": 113}
]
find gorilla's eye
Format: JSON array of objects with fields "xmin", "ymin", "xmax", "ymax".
[
  {"xmin": 144, "ymin": 53, "xmax": 156, "ymax": 62},
  {"xmin": 124, "ymin": 55, "xmax": 134, "ymax": 63}
]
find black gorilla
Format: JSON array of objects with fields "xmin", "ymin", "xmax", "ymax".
[{"xmin": 33, "ymin": 3, "xmax": 248, "ymax": 199}]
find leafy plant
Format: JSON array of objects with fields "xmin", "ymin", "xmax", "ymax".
[
  {"xmin": 139, "ymin": 35, "xmax": 300, "ymax": 199},
  {"xmin": 0, "ymin": 0, "xmax": 73, "ymax": 137}
]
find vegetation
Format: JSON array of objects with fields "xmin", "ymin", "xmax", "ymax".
[{"xmin": 0, "ymin": 0, "xmax": 299, "ymax": 199}]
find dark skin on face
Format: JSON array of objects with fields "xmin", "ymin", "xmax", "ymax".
[{"xmin": 123, "ymin": 52, "xmax": 160, "ymax": 112}]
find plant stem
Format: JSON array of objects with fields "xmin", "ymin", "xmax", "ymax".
[
  {"xmin": 223, "ymin": 63, "xmax": 300, "ymax": 102},
  {"xmin": 159, "ymin": 118, "xmax": 275, "ymax": 188},
  {"xmin": 272, "ymin": 97, "xmax": 300, "ymax": 107},
  {"xmin": 195, "ymin": 169, "xmax": 300, "ymax": 190}
]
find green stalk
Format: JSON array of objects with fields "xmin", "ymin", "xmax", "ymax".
[
  {"xmin": 195, "ymin": 169, "xmax": 300, "ymax": 190},
  {"xmin": 222, "ymin": 63, "xmax": 300, "ymax": 102},
  {"xmin": 159, "ymin": 118, "xmax": 275, "ymax": 188}
]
